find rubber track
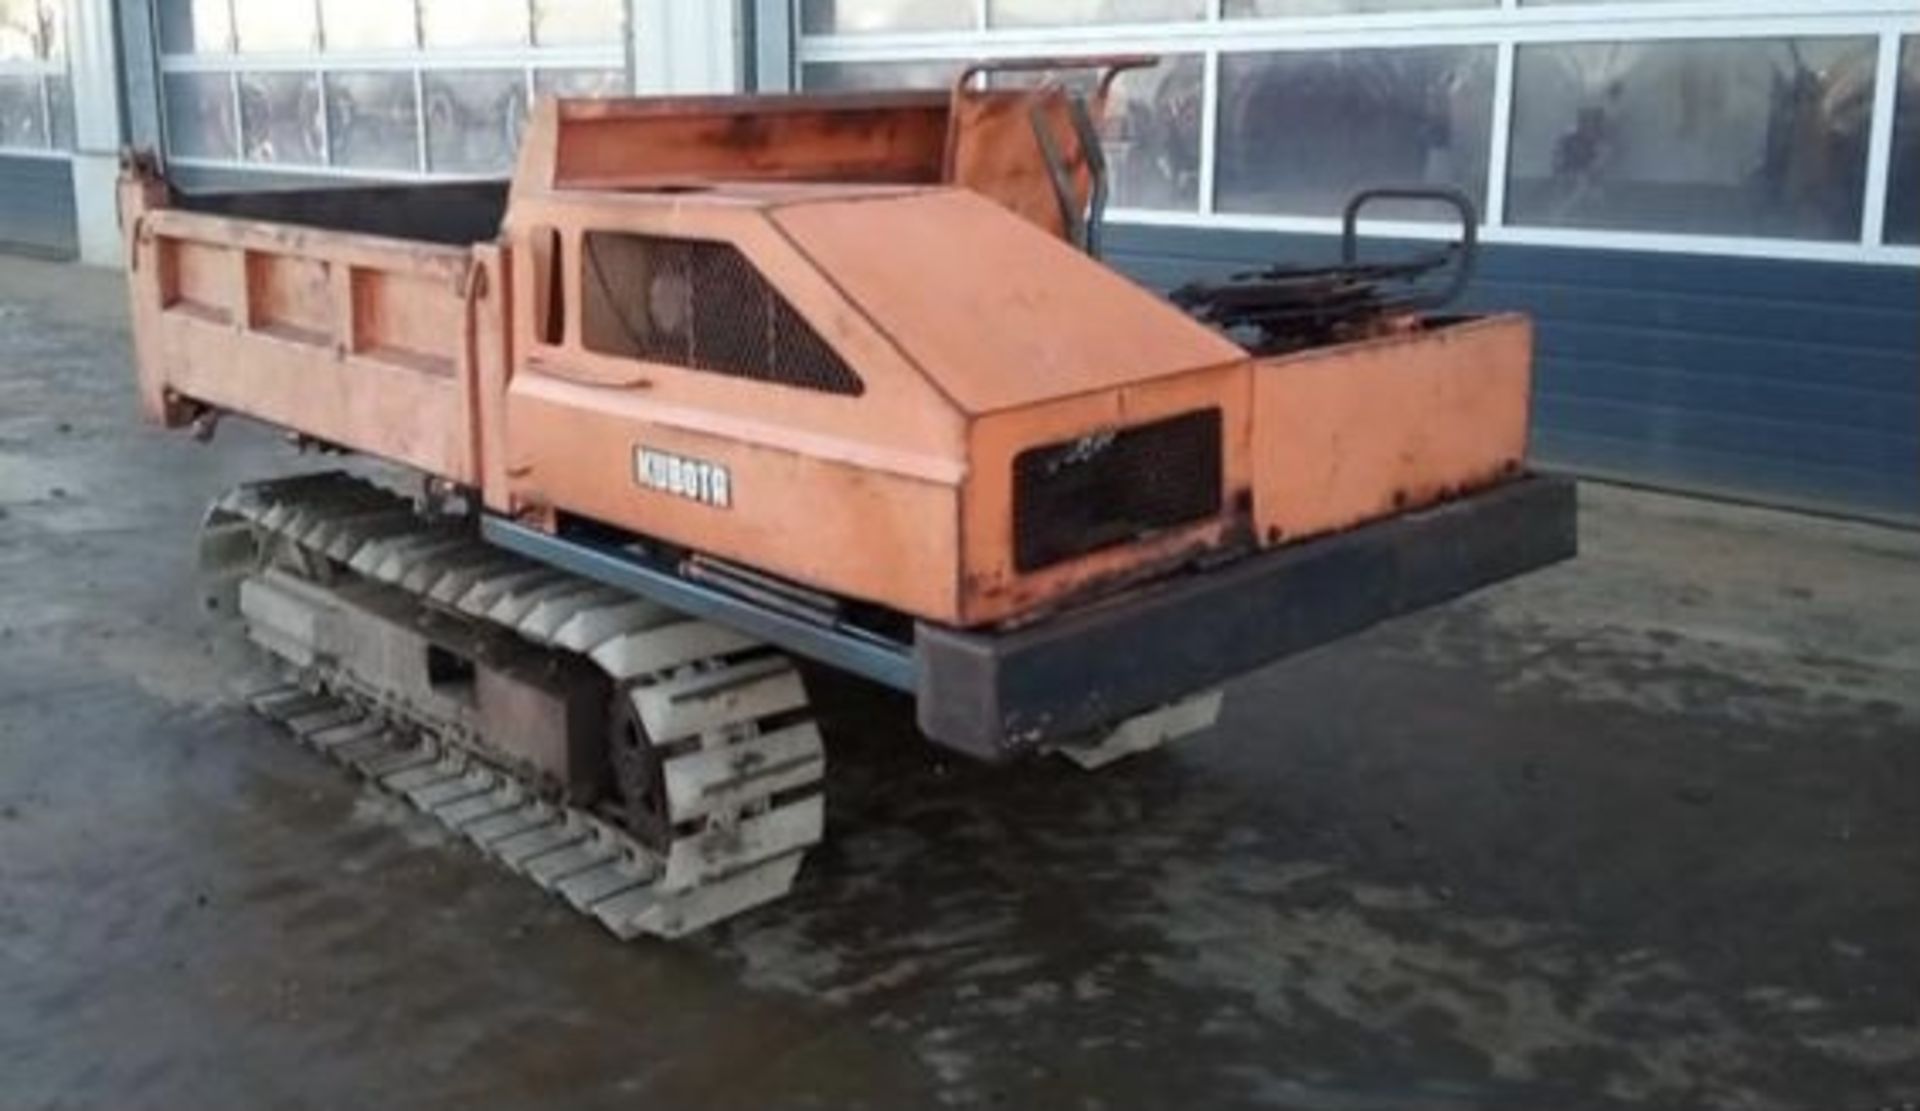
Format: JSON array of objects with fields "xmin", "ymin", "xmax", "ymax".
[{"xmin": 210, "ymin": 474, "xmax": 825, "ymax": 940}]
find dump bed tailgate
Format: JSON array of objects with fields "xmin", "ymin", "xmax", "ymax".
[{"xmin": 123, "ymin": 189, "xmax": 494, "ymax": 486}]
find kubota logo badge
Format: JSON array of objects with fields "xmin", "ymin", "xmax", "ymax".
[{"xmin": 635, "ymin": 447, "xmax": 731, "ymax": 509}]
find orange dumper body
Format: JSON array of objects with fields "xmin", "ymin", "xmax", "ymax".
[{"xmin": 122, "ymin": 66, "xmax": 1570, "ymax": 759}]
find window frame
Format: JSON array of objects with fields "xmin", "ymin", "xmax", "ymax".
[
  {"xmin": 794, "ymin": 0, "xmax": 1920, "ymax": 267},
  {"xmin": 0, "ymin": 0, "xmax": 71, "ymax": 158},
  {"xmin": 156, "ymin": 0, "xmax": 627, "ymax": 181}
]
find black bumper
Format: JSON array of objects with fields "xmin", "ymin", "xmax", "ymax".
[
  {"xmin": 913, "ymin": 475, "xmax": 1578, "ymax": 760},
  {"xmin": 485, "ymin": 475, "xmax": 1576, "ymax": 764}
]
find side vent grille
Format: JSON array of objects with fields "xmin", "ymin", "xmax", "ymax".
[
  {"xmin": 581, "ymin": 231, "xmax": 864, "ymax": 396},
  {"xmin": 1013, "ymin": 409, "xmax": 1224, "ymax": 573}
]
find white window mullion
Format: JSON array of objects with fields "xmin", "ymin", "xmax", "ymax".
[
  {"xmin": 37, "ymin": 67, "xmax": 53, "ymax": 149},
  {"xmin": 314, "ymin": 66, "xmax": 331, "ymax": 166},
  {"xmin": 1483, "ymin": 38, "xmax": 1515, "ymax": 229},
  {"xmin": 1860, "ymin": 31, "xmax": 1902, "ymax": 247},
  {"xmin": 412, "ymin": 68, "xmax": 429, "ymax": 174},
  {"xmin": 228, "ymin": 69, "xmax": 244, "ymax": 161},
  {"xmin": 1197, "ymin": 48, "xmax": 1218, "ymax": 217}
]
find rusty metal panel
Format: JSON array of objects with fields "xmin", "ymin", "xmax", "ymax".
[
  {"xmin": 123, "ymin": 181, "xmax": 483, "ymax": 485},
  {"xmin": 1252, "ymin": 314, "xmax": 1533, "ymax": 546},
  {"xmin": 505, "ymin": 372, "xmax": 968, "ymax": 622},
  {"xmin": 530, "ymin": 93, "xmax": 952, "ymax": 191},
  {"xmin": 769, "ymin": 190, "xmax": 1244, "ymax": 416}
]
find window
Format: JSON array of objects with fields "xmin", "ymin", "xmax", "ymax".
[
  {"xmin": 533, "ymin": 0, "xmax": 624, "ymax": 47},
  {"xmin": 1218, "ymin": 46, "xmax": 1494, "ymax": 220},
  {"xmin": 1106, "ymin": 55, "xmax": 1204, "ymax": 211},
  {"xmin": 239, "ymin": 72, "xmax": 323, "ymax": 165},
  {"xmin": 800, "ymin": 59, "xmax": 962, "ymax": 92},
  {"xmin": 0, "ymin": 73, "xmax": 42, "ymax": 147},
  {"xmin": 326, "ymin": 72, "xmax": 419, "ymax": 171},
  {"xmin": 159, "ymin": 0, "xmax": 232, "ymax": 54},
  {"xmin": 796, "ymin": 1, "xmax": 1919, "ymax": 263},
  {"xmin": 421, "ymin": 0, "xmax": 528, "ymax": 48},
  {"xmin": 0, "ymin": 0, "xmax": 70, "ymax": 153},
  {"xmin": 156, "ymin": 0, "xmax": 628, "ymax": 177},
  {"xmin": 163, "ymin": 72, "xmax": 237, "ymax": 160},
  {"xmin": 581, "ymin": 232, "xmax": 865, "ymax": 397},
  {"xmin": 424, "ymin": 70, "xmax": 528, "ymax": 174},
  {"xmin": 800, "ymin": 0, "xmax": 972, "ymax": 36},
  {"xmin": 1227, "ymin": 0, "xmax": 1492, "ymax": 13},
  {"xmin": 1888, "ymin": 38, "xmax": 1920, "ymax": 247},
  {"xmin": 534, "ymin": 68, "xmax": 628, "ymax": 99},
  {"xmin": 989, "ymin": 0, "xmax": 1204, "ymax": 27},
  {"xmin": 232, "ymin": 0, "xmax": 316, "ymax": 53},
  {"xmin": 1508, "ymin": 37, "xmax": 1876, "ymax": 242},
  {"xmin": 319, "ymin": 0, "xmax": 418, "ymax": 51}
]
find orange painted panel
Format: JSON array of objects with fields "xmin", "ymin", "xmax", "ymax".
[
  {"xmin": 1252, "ymin": 314, "xmax": 1532, "ymax": 545},
  {"xmin": 771, "ymin": 190, "xmax": 1245, "ymax": 416},
  {"xmin": 246, "ymin": 251, "xmax": 336, "ymax": 345},
  {"xmin": 352, "ymin": 268, "xmax": 462, "ymax": 376},
  {"xmin": 161, "ymin": 239, "xmax": 236, "ymax": 324},
  {"xmin": 524, "ymin": 93, "xmax": 951, "ymax": 193},
  {"xmin": 959, "ymin": 361, "xmax": 1252, "ymax": 626},
  {"xmin": 505, "ymin": 373, "xmax": 964, "ymax": 621},
  {"xmin": 157, "ymin": 314, "xmax": 477, "ymax": 483}
]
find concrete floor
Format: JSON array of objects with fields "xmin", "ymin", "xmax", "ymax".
[{"xmin": 1, "ymin": 255, "xmax": 1916, "ymax": 1111}]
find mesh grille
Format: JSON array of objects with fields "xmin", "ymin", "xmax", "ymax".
[
  {"xmin": 581, "ymin": 232, "xmax": 864, "ymax": 396},
  {"xmin": 1013, "ymin": 409, "xmax": 1223, "ymax": 573}
]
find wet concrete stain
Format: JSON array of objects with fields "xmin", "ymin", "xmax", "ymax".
[{"xmin": 2, "ymin": 258, "xmax": 1918, "ymax": 1109}]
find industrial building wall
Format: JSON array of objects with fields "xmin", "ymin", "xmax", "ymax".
[
  {"xmin": 1107, "ymin": 225, "xmax": 1920, "ymax": 524},
  {"xmin": 0, "ymin": 154, "xmax": 75, "ymax": 257},
  {"xmin": 785, "ymin": 0, "xmax": 1920, "ymax": 524},
  {"xmin": 0, "ymin": 0, "xmax": 78, "ymax": 258}
]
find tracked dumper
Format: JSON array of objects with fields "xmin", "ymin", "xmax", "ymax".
[{"xmin": 122, "ymin": 59, "xmax": 1576, "ymax": 939}]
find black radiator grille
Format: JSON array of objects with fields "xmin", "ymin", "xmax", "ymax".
[
  {"xmin": 1012, "ymin": 409, "xmax": 1224, "ymax": 573},
  {"xmin": 581, "ymin": 231, "xmax": 865, "ymax": 396}
]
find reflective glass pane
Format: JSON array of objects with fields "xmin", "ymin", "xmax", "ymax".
[
  {"xmin": 0, "ymin": 0, "xmax": 60, "ymax": 60},
  {"xmin": 533, "ymin": 0, "xmax": 622, "ymax": 47},
  {"xmin": 424, "ymin": 69, "xmax": 526, "ymax": 174},
  {"xmin": 239, "ymin": 71, "xmax": 323, "ymax": 164},
  {"xmin": 1887, "ymin": 38, "xmax": 1920, "ymax": 246},
  {"xmin": 1227, "ymin": 0, "xmax": 1492, "ymax": 14},
  {"xmin": 990, "ymin": 0, "xmax": 1203, "ymax": 27},
  {"xmin": 233, "ymin": 0, "xmax": 317, "ymax": 52},
  {"xmin": 533, "ymin": 67, "xmax": 625, "ymax": 99},
  {"xmin": 800, "ymin": 59, "xmax": 963, "ymax": 92},
  {"xmin": 45, "ymin": 72, "xmax": 69, "ymax": 149},
  {"xmin": 158, "ymin": 0, "xmax": 232, "ymax": 55},
  {"xmin": 800, "ymin": 0, "xmax": 973, "ymax": 35},
  {"xmin": 326, "ymin": 70, "xmax": 418, "ymax": 170},
  {"xmin": 164, "ymin": 71, "xmax": 237, "ymax": 159},
  {"xmin": 1217, "ymin": 46, "xmax": 1494, "ymax": 219},
  {"xmin": 1106, "ymin": 55, "xmax": 1203, "ymax": 210},
  {"xmin": 1508, "ymin": 38, "xmax": 1876, "ymax": 241},
  {"xmin": 0, "ymin": 74, "xmax": 44, "ymax": 148},
  {"xmin": 321, "ymin": 0, "xmax": 417, "ymax": 50},
  {"xmin": 422, "ymin": 0, "xmax": 527, "ymax": 48},
  {"xmin": 981, "ymin": 56, "xmax": 1203, "ymax": 210}
]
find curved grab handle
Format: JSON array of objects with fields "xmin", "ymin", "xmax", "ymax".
[
  {"xmin": 954, "ymin": 54, "xmax": 1158, "ymax": 102},
  {"xmin": 1340, "ymin": 186, "xmax": 1480, "ymax": 311}
]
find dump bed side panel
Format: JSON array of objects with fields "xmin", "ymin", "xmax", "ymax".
[{"xmin": 125, "ymin": 191, "xmax": 490, "ymax": 486}]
